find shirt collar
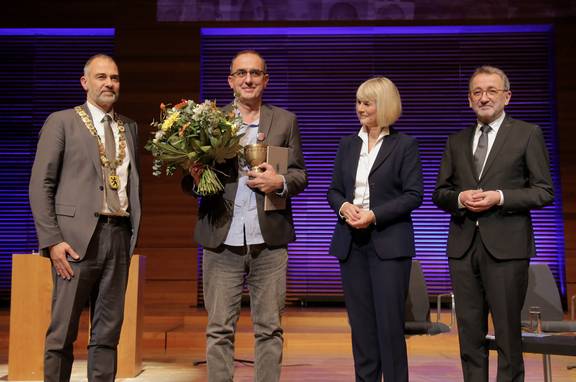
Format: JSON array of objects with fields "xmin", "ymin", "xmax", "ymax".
[
  {"xmin": 357, "ymin": 126, "xmax": 390, "ymax": 144},
  {"xmin": 244, "ymin": 119, "xmax": 259, "ymax": 128},
  {"xmin": 86, "ymin": 101, "xmax": 114, "ymax": 123},
  {"xmin": 476, "ymin": 111, "xmax": 505, "ymax": 134}
]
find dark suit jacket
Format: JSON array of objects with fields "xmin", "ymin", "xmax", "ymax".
[
  {"xmin": 29, "ymin": 103, "xmax": 141, "ymax": 259},
  {"xmin": 182, "ymin": 103, "xmax": 308, "ymax": 248},
  {"xmin": 432, "ymin": 115, "xmax": 554, "ymax": 260},
  {"xmin": 327, "ymin": 128, "xmax": 423, "ymax": 260}
]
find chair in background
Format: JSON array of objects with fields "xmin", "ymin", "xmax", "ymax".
[
  {"xmin": 521, "ymin": 263, "xmax": 576, "ymax": 332},
  {"xmin": 520, "ymin": 263, "xmax": 576, "ymax": 381},
  {"xmin": 404, "ymin": 260, "xmax": 454, "ymax": 336}
]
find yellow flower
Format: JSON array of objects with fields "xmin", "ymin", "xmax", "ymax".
[{"xmin": 161, "ymin": 111, "xmax": 180, "ymax": 132}]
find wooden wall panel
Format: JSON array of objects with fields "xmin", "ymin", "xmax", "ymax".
[
  {"xmin": 0, "ymin": 1, "xmax": 574, "ymax": 308},
  {"xmin": 555, "ymin": 21, "xmax": 576, "ymax": 305},
  {"xmin": 116, "ymin": 22, "xmax": 203, "ymax": 307}
]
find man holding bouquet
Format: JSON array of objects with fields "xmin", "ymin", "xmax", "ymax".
[{"xmin": 182, "ymin": 50, "xmax": 308, "ymax": 382}]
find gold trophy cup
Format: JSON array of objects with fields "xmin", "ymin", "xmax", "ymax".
[{"xmin": 244, "ymin": 143, "xmax": 268, "ymax": 172}]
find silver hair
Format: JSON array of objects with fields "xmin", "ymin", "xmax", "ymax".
[{"xmin": 469, "ymin": 65, "xmax": 511, "ymax": 91}]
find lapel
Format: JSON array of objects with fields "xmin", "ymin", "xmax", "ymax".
[
  {"xmin": 465, "ymin": 123, "xmax": 478, "ymax": 181},
  {"xmin": 481, "ymin": 115, "xmax": 512, "ymax": 179},
  {"xmin": 222, "ymin": 102, "xmax": 271, "ymax": 143},
  {"xmin": 369, "ymin": 128, "xmax": 399, "ymax": 176},
  {"xmin": 221, "ymin": 102, "xmax": 246, "ymax": 196},
  {"xmin": 258, "ymin": 104, "xmax": 273, "ymax": 144},
  {"xmin": 78, "ymin": 103, "xmax": 104, "ymax": 179},
  {"xmin": 122, "ymin": 116, "xmax": 139, "ymax": 181},
  {"xmin": 348, "ymin": 135, "xmax": 362, "ymax": 196}
]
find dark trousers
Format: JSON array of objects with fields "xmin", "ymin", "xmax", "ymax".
[
  {"xmin": 44, "ymin": 219, "xmax": 131, "ymax": 382},
  {"xmin": 340, "ymin": 232, "xmax": 412, "ymax": 382},
  {"xmin": 449, "ymin": 230, "xmax": 529, "ymax": 382}
]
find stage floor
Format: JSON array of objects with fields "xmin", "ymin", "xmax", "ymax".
[{"xmin": 0, "ymin": 307, "xmax": 574, "ymax": 381}]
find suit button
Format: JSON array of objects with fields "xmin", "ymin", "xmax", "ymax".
[
  {"xmin": 99, "ymin": 186, "xmax": 104, "ymax": 191},
  {"xmin": 94, "ymin": 212, "xmax": 100, "ymax": 218}
]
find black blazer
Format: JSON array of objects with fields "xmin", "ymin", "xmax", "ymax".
[
  {"xmin": 327, "ymin": 128, "xmax": 423, "ymax": 260},
  {"xmin": 432, "ymin": 116, "xmax": 554, "ymax": 260}
]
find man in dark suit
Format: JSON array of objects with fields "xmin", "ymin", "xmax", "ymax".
[
  {"xmin": 433, "ymin": 65, "xmax": 554, "ymax": 382},
  {"xmin": 29, "ymin": 54, "xmax": 141, "ymax": 382},
  {"xmin": 181, "ymin": 50, "xmax": 307, "ymax": 382}
]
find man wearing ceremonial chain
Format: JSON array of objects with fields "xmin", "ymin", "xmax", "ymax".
[{"xmin": 29, "ymin": 53, "xmax": 141, "ymax": 382}]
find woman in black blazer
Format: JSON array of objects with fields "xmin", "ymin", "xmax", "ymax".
[{"xmin": 327, "ymin": 77, "xmax": 423, "ymax": 382}]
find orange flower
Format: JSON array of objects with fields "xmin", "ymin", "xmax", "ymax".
[
  {"xmin": 178, "ymin": 122, "xmax": 190, "ymax": 137},
  {"xmin": 160, "ymin": 102, "xmax": 166, "ymax": 110},
  {"xmin": 174, "ymin": 100, "xmax": 188, "ymax": 110}
]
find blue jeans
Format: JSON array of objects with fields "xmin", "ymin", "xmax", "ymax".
[{"xmin": 203, "ymin": 245, "xmax": 288, "ymax": 382}]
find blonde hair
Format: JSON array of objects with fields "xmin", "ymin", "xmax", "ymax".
[{"xmin": 356, "ymin": 76, "xmax": 402, "ymax": 127}]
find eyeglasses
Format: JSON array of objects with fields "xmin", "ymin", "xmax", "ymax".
[
  {"xmin": 230, "ymin": 69, "xmax": 266, "ymax": 79},
  {"xmin": 470, "ymin": 88, "xmax": 509, "ymax": 99}
]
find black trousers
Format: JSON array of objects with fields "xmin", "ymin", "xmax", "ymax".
[
  {"xmin": 449, "ymin": 229, "xmax": 529, "ymax": 382},
  {"xmin": 44, "ymin": 219, "xmax": 131, "ymax": 382},
  {"xmin": 340, "ymin": 231, "xmax": 412, "ymax": 382}
]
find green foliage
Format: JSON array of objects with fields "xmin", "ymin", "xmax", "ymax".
[{"xmin": 145, "ymin": 99, "xmax": 243, "ymax": 195}]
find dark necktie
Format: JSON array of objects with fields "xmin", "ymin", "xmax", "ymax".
[
  {"xmin": 473, "ymin": 124, "xmax": 491, "ymax": 178},
  {"xmin": 102, "ymin": 115, "xmax": 121, "ymax": 213}
]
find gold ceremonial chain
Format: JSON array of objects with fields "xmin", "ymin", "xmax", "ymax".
[{"xmin": 75, "ymin": 106, "xmax": 127, "ymax": 190}]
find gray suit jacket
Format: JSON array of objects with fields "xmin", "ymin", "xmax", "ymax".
[
  {"xmin": 182, "ymin": 103, "xmax": 307, "ymax": 248},
  {"xmin": 432, "ymin": 116, "xmax": 554, "ymax": 259},
  {"xmin": 29, "ymin": 103, "xmax": 141, "ymax": 259}
]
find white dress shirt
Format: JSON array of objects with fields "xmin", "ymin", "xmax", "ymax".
[
  {"xmin": 473, "ymin": 111, "xmax": 505, "ymax": 179},
  {"xmin": 353, "ymin": 126, "xmax": 389, "ymax": 209},
  {"xmin": 457, "ymin": 112, "xmax": 506, "ymax": 209},
  {"xmin": 87, "ymin": 101, "xmax": 131, "ymax": 215}
]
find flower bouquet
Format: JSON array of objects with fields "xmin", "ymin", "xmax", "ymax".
[{"xmin": 145, "ymin": 99, "xmax": 243, "ymax": 195}]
